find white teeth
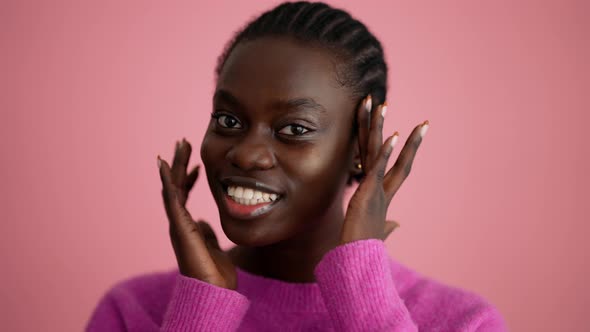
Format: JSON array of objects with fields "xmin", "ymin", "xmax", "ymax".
[{"xmin": 226, "ymin": 185, "xmax": 280, "ymax": 205}]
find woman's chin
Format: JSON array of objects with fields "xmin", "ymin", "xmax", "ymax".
[
  {"xmin": 220, "ymin": 220, "xmax": 279, "ymax": 247},
  {"xmin": 216, "ymin": 205, "xmax": 292, "ymax": 247}
]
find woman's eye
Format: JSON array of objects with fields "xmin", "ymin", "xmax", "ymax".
[
  {"xmin": 215, "ymin": 114, "xmax": 242, "ymax": 129},
  {"xmin": 278, "ymin": 124, "xmax": 310, "ymax": 136}
]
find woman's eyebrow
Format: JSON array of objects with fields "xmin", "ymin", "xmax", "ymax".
[
  {"xmin": 213, "ymin": 89, "xmax": 243, "ymax": 109},
  {"xmin": 213, "ymin": 89, "xmax": 327, "ymax": 115},
  {"xmin": 271, "ymin": 97, "xmax": 327, "ymax": 115}
]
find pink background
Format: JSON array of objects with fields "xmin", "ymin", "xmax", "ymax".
[{"xmin": 1, "ymin": 0, "xmax": 588, "ymax": 331}]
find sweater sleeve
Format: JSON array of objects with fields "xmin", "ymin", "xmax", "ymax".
[
  {"xmin": 314, "ymin": 239, "xmax": 418, "ymax": 332},
  {"xmin": 314, "ymin": 240, "xmax": 509, "ymax": 332},
  {"xmin": 86, "ymin": 274, "xmax": 250, "ymax": 332}
]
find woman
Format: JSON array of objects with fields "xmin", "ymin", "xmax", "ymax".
[{"xmin": 87, "ymin": 2, "xmax": 507, "ymax": 331}]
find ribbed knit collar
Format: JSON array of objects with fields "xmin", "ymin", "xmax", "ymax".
[
  {"xmin": 234, "ymin": 257, "xmax": 409, "ymax": 313},
  {"xmin": 235, "ymin": 268, "xmax": 327, "ymax": 312}
]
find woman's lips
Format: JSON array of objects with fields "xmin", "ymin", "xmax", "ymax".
[
  {"xmin": 222, "ymin": 193, "xmax": 280, "ymax": 219},
  {"xmin": 218, "ymin": 176, "xmax": 284, "ymax": 219},
  {"xmin": 220, "ymin": 176, "xmax": 283, "ymax": 196}
]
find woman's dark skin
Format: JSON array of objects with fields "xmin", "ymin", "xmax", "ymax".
[{"xmin": 157, "ymin": 36, "xmax": 428, "ymax": 287}]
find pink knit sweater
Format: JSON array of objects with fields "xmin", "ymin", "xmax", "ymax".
[{"xmin": 86, "ymin": 239, "xmax": 507, "ymax": 331}]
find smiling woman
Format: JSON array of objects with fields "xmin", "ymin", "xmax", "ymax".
[{"xmin": 86, "ymin": 2, "xmax": 506, "ymax": 331}]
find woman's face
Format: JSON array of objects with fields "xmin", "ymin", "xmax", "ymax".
[{"xmin": 200, "ymin": 37, "xmax": 358, "ymax": 247}]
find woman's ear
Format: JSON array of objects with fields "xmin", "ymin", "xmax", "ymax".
[{"xmin": 347, "ymin": 142, "xmax": 363, "ymax": 185}]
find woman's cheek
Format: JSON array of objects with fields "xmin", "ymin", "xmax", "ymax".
[
  {"xmin": 199, "ymin": 133, "xmax": 212, "ymax": 163},
  {"xmin": 200, "ymin": 132, "xmax": 224, "ymax": 165},
  {"xmin": 286, "ymin": 144, "xmax": 345, "ymax": 189},
  {"xmin": 295, "ymin": 150, "xmax": 330, "ymax": 180}
]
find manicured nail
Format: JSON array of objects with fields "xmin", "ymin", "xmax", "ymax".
[
  {"xmin": 381, "ymin": 102, "xmax": 388, "ymax": 117},
  {"xmin": 390, "ymin": 132, "xmax": 399, "ymax": 148},
  {"xmin": 365, "ymin": 95, "xmax": 372, "ymax": 112},
  {"xmin": 420, "ymin": 120, "xmax": 429, "ymax": 137},
  {"xmin": 157, "ymin": 155, "xmax": 162, "ymax": 168}
]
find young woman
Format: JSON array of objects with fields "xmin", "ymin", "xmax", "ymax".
[{"xmin": 87, "ymin": 2, "xmax": 507, "ymax": 331}]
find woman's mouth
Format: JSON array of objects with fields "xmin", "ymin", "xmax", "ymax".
[{"xmin": 222, "ymin": 185, "xmax": 282, "ymax": 219}]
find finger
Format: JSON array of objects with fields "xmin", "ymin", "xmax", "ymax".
[
  {"xmin": 184, "ymin": 164, "xmax": 200, "ymax": 193},
  {"xmin": 357, "ymin": 95, "xmax": 371, "ymax": 169},
  {"xmin": 366, "ymin": 102, "xmax": 386, "ymax": 171},
  {"xmin": 197, "ymin": 220, "xmax": 221, "ymax": 251},
  {"xmin": 381, "ymin": 220, "xmax": 400, "ymax": 240},
  {"xmin": 384, "ymin": 120, "xmax": 429, "ymax": 202},
  {"xmin": 159, "ymin": 156, "xmax": 200, "ymax": 234},
  {"xmin": 158, "ymin": 156, "xmax": 217, "ymax": 275},
  {"xmin": 169, "ymin": 194, "xmax": 219, "ymax": 279},
  {"xmin": 169, "ymin": 191, "xmax": 218, "ymax": 273},
  {"xmin": 158, "ymin": 156, "xmax": 175, "ymax": 216},
  {"xmin": 171, "ymin": 138, "xmax": 192, "ymax": 188},
  {"xmin": 368, "ymin": 132, "xmax": 399, "ymax": 181}
]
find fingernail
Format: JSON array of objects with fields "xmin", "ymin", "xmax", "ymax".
[
  {"xmin": 381, "ymin": 102, "xmax": 388, "ymax": 117},
  {"xmin": 157, "ymin": 155, "xmax": 162, "ymax": 168},
  {"xmin": 420, "ymin": 120, "xmax": 429, "ymax": 137},
  {"xmin": 390, "ymin": 132, "xmax": 399, "ymax": 148},
  {"xmin": 365, "ymin": 95, "xmax": 372, "ymax": 112}
]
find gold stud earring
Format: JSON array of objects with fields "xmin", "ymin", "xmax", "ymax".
[{"xmin": 356, "ymin": 163, "xmax": 362, "ymax": 169}]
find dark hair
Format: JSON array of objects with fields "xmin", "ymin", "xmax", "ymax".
[{"xmin": 214, "ymin": 1, "xmax": 388, "ymax": 107}]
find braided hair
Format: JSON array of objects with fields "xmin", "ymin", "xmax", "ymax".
[{"xmin": 215, "ymin": 1, "xmax": 388, "ymax": 107}]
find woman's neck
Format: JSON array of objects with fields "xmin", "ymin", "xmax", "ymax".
[{"xmin": 228, "ymin": 208, "xmax": 345, "ymax": 283}]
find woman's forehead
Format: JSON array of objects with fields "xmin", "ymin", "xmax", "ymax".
[{"xmin": 216, "ymin": 37, "xmax": 349, "ymax": 107}]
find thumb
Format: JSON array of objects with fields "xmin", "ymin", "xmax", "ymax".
[
  {"xmin": 381, "ymin": 220, "xmax": 400, "ymax": 240},
  {"xmin": 197, "ymin": 220, "xmax": 221, "ymax": 251}
]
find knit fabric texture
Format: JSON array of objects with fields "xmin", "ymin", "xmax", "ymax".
[{"xmin": 86, "ymin": 239, "xmax": 507, "ymax": 331}]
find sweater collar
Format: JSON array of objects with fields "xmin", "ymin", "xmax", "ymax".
[
  {"xmin": 234, "ymin": 255, "xmax": 410, "ymax": 312},
  {"xmin": 235, "ymin": 268, "xmax": 326, "ymax": 312}
]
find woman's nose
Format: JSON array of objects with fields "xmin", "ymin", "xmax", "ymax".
[{"xmin": 225, "ymin": 135, "xmax": 276, "ymax": 171}]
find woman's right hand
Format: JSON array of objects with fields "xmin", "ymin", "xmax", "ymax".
[{"xmin": 157, "ymin": 138, "xmax": 237, "ymax": 289}]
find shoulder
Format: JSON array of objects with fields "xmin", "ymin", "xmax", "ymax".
[{"xmin": 389, "ymin": 260, "xmax": 507, "ymax": 331}]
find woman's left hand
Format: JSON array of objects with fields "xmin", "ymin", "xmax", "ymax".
[{"xmin": 340, "ymin": 95, "xmax": 429, "ymax": 244}]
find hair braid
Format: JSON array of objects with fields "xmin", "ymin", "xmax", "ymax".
[{"xmin": 215, "ymin": 1, "xmax": 388, "ymax": 106}]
